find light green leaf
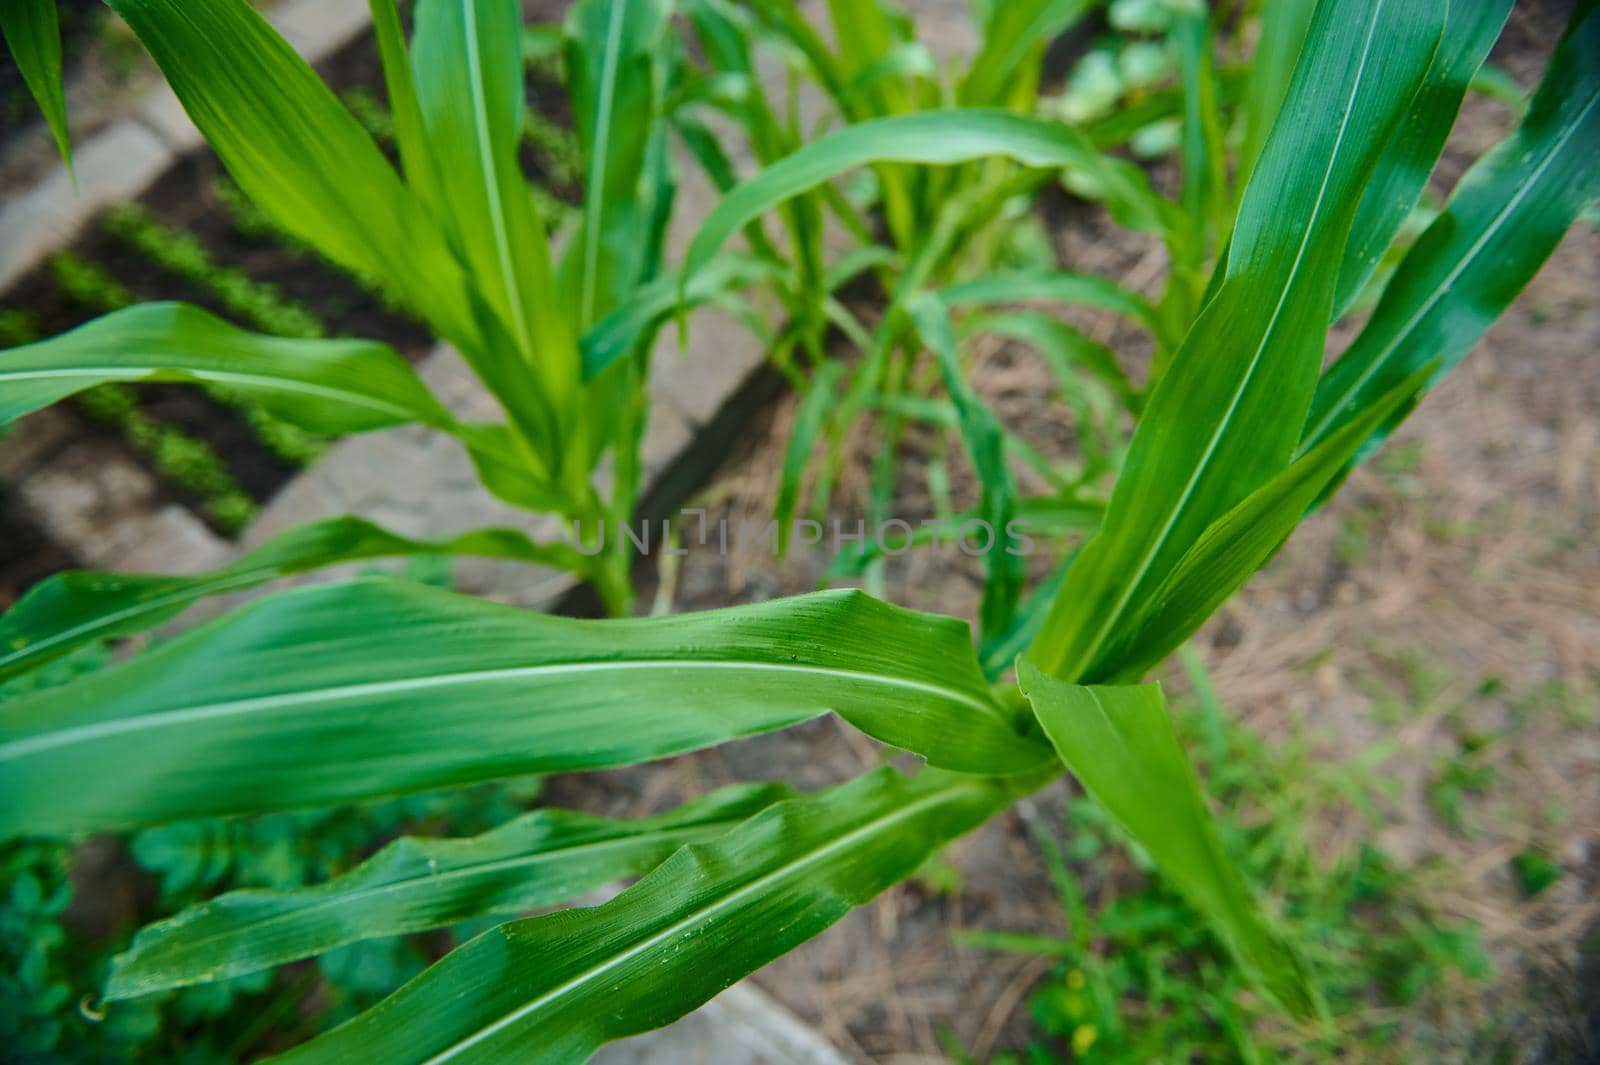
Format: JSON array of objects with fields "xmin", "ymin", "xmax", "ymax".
[
  {"xmin": 0, "ymin": 303, "xmax": 451, "ymax": 433},
  {"xmin": 939, "ymin": 268, "xmax": 1170, "ymax": 349},
  {"xmin": 410, "ymin": 0, "xmax": 577, "ymax": 463},
  {"xmin": 581, "ymin": 254, "xmax": 780, "ymax": 380},
  {"xmin": 264, "ymin": 766, "xmax": 1020, "ymax": 1065},
  {"xmin": 682, "ymin": 110, "xmax": 1174, "ymax": 289},
  {"xmin": 0, "ymin": 517, "xmax": 594, "ymax": 681},
  {"xmin": 1303, "ymin": 4, "xmax": 1600, "ymax": 460},
  {"xmin": 106, "ymin": 782, "xmax": 791, "ymax": 1000},
  {"xmin": 1333, "ymin": 0, "xmax": 1514, "ymax": 318},
  {"xmin": 104, "ymin": 0, "xmax": 480, "ymax": 351},
  {"xmin": 562, "ymin": 0, "xmax": 673, "ymax": 328},
  {"xmin": 0, "ymin": 0, "xmax": 71, "ymax": 169},
  {"xmin": 367, "ymin": 0, "xmax": 445, "ymax": 218},
  {"xmin": 1031, "ymin": 0, "xmax": 1445, "ymax": 683},
  {"xmin": 907, "ymin": 294, "xmax": 1023, "ymax": 639},
  {"xmin": 0, "ymin": 582, "xmax": 1050, "ymax": 838},
  {"xmin": 1017, "ymin": 662, "xmax": 1317, "ymax": 1019}
]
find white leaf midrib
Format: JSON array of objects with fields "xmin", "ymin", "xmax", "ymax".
[{"xmin": 1, "ymin": 658, "xmax": 1000, "ymax": 762}]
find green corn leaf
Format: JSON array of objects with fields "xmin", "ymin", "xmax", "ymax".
[
  {"xmin": 105, "ymin": 782, "xmax": 792, "ymax": 1000},
  {"xmin": 104, "ymin": 0, "xmax": 480, "ymax": 352},
  {"xmin": 1303, "ymin": 4, "xmax": 1600, "ymax": 460},
  {"xmin": 0, "ymin": 517, "xmax": 595, "ymax": 681},
  {"xmin": 263, "ymin": 766, "xmax": 1020, "ymax": 1065},
  {"xmin": 682, "ymin": 109, "xmax": 1174, "ymax": 292},
  {"xmin": 562, "ymin": 0, "xmax": 673, "ymax": 328},
  {"xmin": 581, "ymin": 254, "xmax": 780, "ymax": 380},
  {"xmin": 0, "ymin": 581, "xmax": 1050, "ymax": 838},
  {"xmin": 409, "ymin": 0, "xmax": 577, "ymax": 469},
  {"xmin": 907, "ymin": 294, "xmax": 1024, "ymax": 639},
  {"xmin": 0, "ymin": 0, "xmax": 71, "ymax": 170},
  {"xmin": 1096, "ymin": 363, "xmax": 1434, "ymax": 683},
  {"xmin": 1234, "ymin": 0, "xmax": 1314, "ymax": 195},
  {"xmin": 961, "ymin": 0, "xmax": 1091, "ymax": 109},
  {"xmin": 368, "ymin": 0, "xmax": 446, "ymax": 219},
  {"xmin": 774, "ymin": 360, "xmax": 845, "ymax": 556},
  {"xmin": 0, "ymin": 303, "xmax": 452, "ymax": 433},
  {"xmin": 939, "ymin": 268, "xmax": 1171, "ymax": 349},
  {"xmin": 1017, "ymin": 662, "xmax": 1318, "ymax": 1020},
  {"xmin": 1333, "ymin": 0, "xmax": 1514, "ymax": 318},
  {"xmin": 1031, "ymin": 0, "xmax": 1445, "ymax": 684}
]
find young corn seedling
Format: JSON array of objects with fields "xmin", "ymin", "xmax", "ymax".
[
  {"xmin": 1, "ymin": 0, "xmax": 1596, "ymax": 1061},
  {"xmin": 0, "ymin": 0, "xmax": 707, "ymax": 615},
  {"xmin": 665, "ymin": 0, "xmax": 1185, "ymax": 567}
]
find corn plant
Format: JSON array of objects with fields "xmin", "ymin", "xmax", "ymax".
[
  {"xmin": 1, "ymin": 0, "xmax": 701, "ymax": 615},
  {"xmin": 1, "ymin": 0, "xmax": 1597, "ymax": 1061},
  {"xmin": 666, "ymin": 0, "xmax": 1183, "ymax": 565}
]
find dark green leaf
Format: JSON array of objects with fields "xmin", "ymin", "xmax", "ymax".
[
  {"xmin": 265, "ymin": 767, "xmax": 1020, "ymax": 1065},
  {"xmin": 106, "ymin": 783, "xmax": 792, "ymax": 999},
  {"xmin": 1333, "ymin": 0, "xmax": 1514, "ymax": 318},
  {"xmin": 1303, "ymin": 5, "xmax": 1600, "ymax": 460},
  {"xmin": 1017, "ymin": 662, "xmax": 1317, "ymax": 1019},
  {"xmin": 0, "ymin": 0, "xmax": 71, "ymax": 169},
  {"xmin": 1097, "ymin": 364, "xmax": 1434, "ymax": 682},
  {"xmin": 0, "ymin": 582, "xmax": 1050, "ymax": 838},
  {"xmin": 1031, "ymin": 0, "xmax": 1444, "ymax": 683}
]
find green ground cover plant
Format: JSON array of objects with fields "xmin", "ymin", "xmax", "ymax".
[{"xmin": 0, "ymin": 0, "xmax": 1596, "ymax": 1061}]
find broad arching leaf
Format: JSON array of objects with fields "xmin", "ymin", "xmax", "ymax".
[
  {"xmin": 264, "ymin": 767, "xmax": 1021, "ymax": 1065},
  {"xmin": 0, "ymin": 303, "xmax": 453, "ymax": 433},
  {"xmin": 682, "ymin": 109, "xmax": 1175, "ymax": 289},
  {"xmin": 1303, "ymin": 3, "xmax": 1600, "ymax": 460},
  {"xmin": 0, "ymin": 582, "xmax": 1051, "ymax": 838},
  {"xmin": 106, "ymin": 783, "xmax": 792, "ymax": 1000}
]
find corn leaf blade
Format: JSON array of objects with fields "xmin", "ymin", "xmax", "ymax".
[
  {"xmin": 0, "ymin": 517, "xmax": 595, "ymax": 681},
  {"xmin": 106, "ymin": 783, "xmax": 792, "ymax": 1000},
  {"xmin": 0, "ymin": 582, "xmax": 1050, "ymax": 838},
  {"xmin": 1017, "ymin": 662, "xmax": 1317, "ymax": 1020},
  {"xmin": 104, "ymin": 0, "xmax": 479, "ymax": 349},
  {"xmin": 0, "ymin": 0, "xmax": 71, "ymax": 168},
  {"xmin": 1303, "ymin": 4, "xmax": 1600, "ymax": 459},
  {"xmin": 682, "ymin": 109, "xmax": 1174, "ymax": 288},
  {"xmin": 1097, "ymin": 363, "xmax": 1434, "ymax": 682},
  {"xmin": 264, "ymin": 767, "xmax": 1017, "ymax": 1065},
  {"xmin": 1333, "ymin": 0, "xmax": 1514, "ymax": 318},
  {"xmin": 1031, "ymin": 0, "xmax": 1445, "ymax": 683},
  {"xmin": 0, "ymin": 303, "xmax": 451, "ymax": 433}
]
